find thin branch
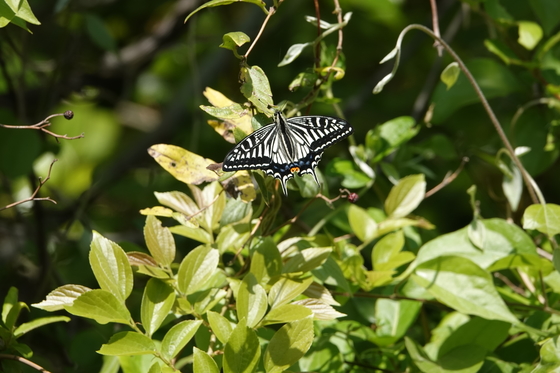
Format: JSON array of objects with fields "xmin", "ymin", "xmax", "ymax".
[
  {"xmin": 425, "ymin": 157, "xmax": 469, "ymax": 198},
  {"xmin": 0, "ymin": 111, "xmax": 83, "ymax": 141},
  {"xmin": 0, "ymin": 159, "xmax": 58, "ymax": 211},
  {"xmin": 494, "ymin": 272, "xmax": 526, "ymax": 296},
  {"xmin": 0, "ymin": 354, "xmax": 52, "ymax": 373},
  {"xmin": 429, "ymin": 0, "xmax": 444, "ymax": 56},
  {"xmin": 244, "ymin": 6, "xmax": 277, "ymax": 59},
  {"xmin": 313, "ymin": 0, "xmax": 321, "ymax": 69}
]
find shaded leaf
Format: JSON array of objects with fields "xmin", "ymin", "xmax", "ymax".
[
  {"xmin": 185, "ymin": 0, "xmax": 268, "ymax": 23},
  {"xmin": 140, "ymin": 279, "xmax": 175, "ymax": 337},
  {"xmin": 223, "ymin": 319, "xmax": 260, "ymax": 373},
  {"xmin": 177, "ymin": 245, "xmax": 220, "ymax": 295},
  {"xmin": 263, "ymin": 316, "xmax": 314, "ymax": 373}
]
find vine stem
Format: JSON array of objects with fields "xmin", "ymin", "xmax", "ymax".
[
  {"xmin": 0, "ymin": 354, "xmax": 52, "ymax": 373},
  {"xmin": 380, "ymin": 24, "xmax": 540, "ymax": 205},
  {"xmin": 244, "ymin": 6, "xmax": 277, "ymax": 59}
]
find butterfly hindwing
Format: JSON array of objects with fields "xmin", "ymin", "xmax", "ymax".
[{"xmin": 222, "ymin": 112, "xmax": 353, "ymax": 194}]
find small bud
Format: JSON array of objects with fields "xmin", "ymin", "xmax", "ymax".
[
  {"xmin": 64, "ymin": 110, "xmax": 74, "ymax": 120},
  {"xmin": 347, "ymin": 193, "xmax": 359, "ymax": 203}
]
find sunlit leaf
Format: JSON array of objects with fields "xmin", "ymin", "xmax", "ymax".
[
  {"xmin": 440, "ymin": 62, "xmax": 460, "ymax": 90},
  {"xmin": 385, "ymin": 174, "xmax": 426, "ymax": 218},
  {"xmin": 161, "ymin": 320, "xmax": 203, "ymax": 360},
  {"xmin": 223, "ymin": 319, "xmax": 260, "ymax": 373},
  {"xmin": 523, "ymin": 203, "xmax": 560, "ymax": 236},
  {"xmin": 140, "ymin": 279, "xmax": 175, "ymax": 338},
  {"xmin": 32, "ymin": 285, "xmax": 91, "ymax": 312},
  {"xmin": 518, "ymin": 21, "xmax": 543, "ymax": 50},
  {"xmin": 278, "ymin": 42, "xmax": 312, "ymax": 67},
  {"xmin": 64, "ymin": 289, "xmax": 132, "ymax": 325},
  {"xmin": 89, "ymin": 231, "xmax": 133, "ymax": 302},
  {"xmin": 148, "ymin": 144, "xmax": 219, "ymax": 185},
  {"xmin": 193, "ymin": 347, "xmax": 219, "ymax": 373},
  {"xmin": 98, "ymin": 331, "xmax": 156, "ymax": 356},
  {"xmin": 144, "ymin": 215, "xmax": 176, "ymax": 267},
  {"xmin": 239, "ymin": 65, "xmax": 274, "ymax": 115}
]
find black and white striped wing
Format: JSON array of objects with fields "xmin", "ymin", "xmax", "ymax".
[
  {"xmin": 222, "ymin": 115, "xmax": 353, "ymax": 194},
  {"xmin": 222, "ymin": 124, "xmax": 277, "ymax": 172}
]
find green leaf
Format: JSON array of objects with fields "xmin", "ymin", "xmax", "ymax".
[
  {"xmin": 141, "ymin": 279, "xmax": 175, "ymax": 338},
  {"xmin": 220, "ymin": 31, "xmax": 250, "ymax": 58},
  {"xmin": 32, "ymin": 284, "xmax": 92, "ymax": 311},
  {"xmin": 2, "ymin": 287, "xmax": 19, "ymax": 329},
  {"xmin": 240, "ymin": 65, "xmax": 274, "ymax": 115},
  {"xmin": 170, "ymin": 225, "xmax": 214, "ymax": 244},
  {"xmin": 161, "ymin": 320, "xmax": 203, "ymax": 360},
  {"xmin": 312, "ymin": 256, "xmax": 351, "ymax": 293},
  {"xmin": 370, "ymin": 299, "xmax": 421, "ymax": 347},
  {"xmin": 348, "ymin": 205, "xmax": 377, "ymax": 242},
  {"xmin": 89, "ymin": 231, "xmax": 133, "ymax": 302},
  {"xmin": 412, "ymin": 256, "xmax": 519, "ymax": 324},
  {"xmin": 431, "ymin": 58, "xmax": 523, "ymax": 123},
  {"xmin": 207, "ymin": 311, "xmax": 234, "ymax": 344},
  {"xmin": 184, "ymin": 0, "xmax": 268, "ymax": 23},
  {"xmin": 518, "ymin": 21, "xmax": 543, "ymax": 50},
  {"xmin": 385, "ymin": 174, "xmax": 426, "ymax": 218},
  {"xmin": 223, "ymin": 319, "xmax": 261, "ymax": 373},
  {"xmin": 412, "ymin": 218, "xmax": 537, "ymax": 272},
  {"xmin": 177, "ymin": 245, "xmax": 220, "ymax": 295},
  {"xmin": 268, "ymin": 277, "xmax": 314, "ymax": 308},
  {"xmin": 529, "ymin": 0, "xmax": 560, "ymax": 35},
  {"xmin": 523, "ymin": 203, "xmax": 560, "ymax": 236},
  {"xmin": 405, "ymin": 336, "xmax": 484, "ymax": 373},
  {"xmin": 14, "ymin": 316, "xmax": 70, "ymax": 338},
  {"xmin": 237, "ymin": 273, "xmax": 267, "ymax": 328},
  {"xmin": 127, "ymin": 252, "xmax": 170, "ymax": 279},
  {"xmin": 262, "ymin": 304, "xmax": 313, "ymax": 325},
  {"xmin": 193, "ymin": 347, "xmax": 220, "ymax": 373},
  {"xmin": 533, "ymin": 336, "xmax": 560, "ymax": 372},
  {"xmin": 282, "ymin": 247, "xmax": 332, "ymax": 274},
  {"xmin": 288, "ymin": 72, "xmax": 317, "ymax": 91},
  {"xmin": 193, "ymin": 287, "xmax": 227, "ymax": 315},
  {"xmin": 64, "ymin": 289, "xmax": 132, "ymax": 325},
  {"xmin": 291, "ymin": 298, "xmax": 346, "ymax": 320},
  {"xmin": 278, "ymin": 42, "xmax": 312, "ymax": 67},
  {"xmin": 216, "ymin": 223, "xmax": 250, "ymax": 254},
  {"xmin": 98, "ymin": 331, "xmax": 156, "ymax": 356},
  {"xmin": 366, "ymin": 116, "xmax": 419, "ymax": 163},
  {"xmin": 0, "ymin": 0, "xmax": 39, "ymax": 30},
  {"xmin": 440, "ymin": 62, "xmax": 460, "ymax": 90},
  {"xmin": 144, "ymin": 215, "xmax": 176, "ymax": 267},
  {"xmin": 263, "ymin": 316, "xmax": 314, "ymax": 373},
  {"xmin": 250, "ymin": 237, "xmax": 282, "ymax": 284},
  {"xmin": 85, "ymin": 14, "xmax": 116, "ymax": 51}
]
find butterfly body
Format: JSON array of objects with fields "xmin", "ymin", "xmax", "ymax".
[{"xmin": 223, "ymin": 111, "xmax": 353, "ymax": 194}]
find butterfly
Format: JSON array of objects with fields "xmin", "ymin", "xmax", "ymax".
[{"xmin": 222, "ymin": 111, "xmax": 353, "ymax": 195}]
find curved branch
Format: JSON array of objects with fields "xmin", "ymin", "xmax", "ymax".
[
  {"xmin": 0, "ymin": 159, "xmax": 58, "ymax": 211},
  {"xmin": 375, "ymin": 24, "xmax": 540, "ymax": 205},
  {"xmin": 0, "ymin": 111, "xmax": 83, "ymax": 141}
]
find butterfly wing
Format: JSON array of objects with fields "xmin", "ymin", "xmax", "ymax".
[{"xmin": 222, "ymin": 115, "xmax": 353, "ymax": 195}]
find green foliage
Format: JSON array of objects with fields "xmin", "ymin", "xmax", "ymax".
[{"xmin": 4, "ymin": 0, "xmax": 560, "ymax": 372}]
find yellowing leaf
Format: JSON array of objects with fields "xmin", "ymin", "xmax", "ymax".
[
  {"xmin": 202, "ymin": 87, "xmax": 253, "ymax": 141},
  {"xmin": 148, "ymin": 144, "xmax": 219, "ymax": 185},
  {"xmin": 441, "ymin": 62, "xmax": 460, "ymax": 90},
  {"xmin": 518, "ymin": 21, "xmax": 543, "ymax": 50},
  {"xmin": 222, "ymin": 170, "xmax": 256, "ymax": 202}
]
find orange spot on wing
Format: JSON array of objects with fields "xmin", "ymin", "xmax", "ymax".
[{"xmin": 290, "ymin": 167, "xmax": 300, "ymax": 173}]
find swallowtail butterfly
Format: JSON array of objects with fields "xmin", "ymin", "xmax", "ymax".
[{"xmin": 222, "ymin": 111, "xmax": 353, "ymax": 195}]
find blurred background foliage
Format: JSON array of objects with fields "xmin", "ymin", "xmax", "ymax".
[{"xmin": 1, "ymin": 0, "xmax": 560, "ymax": 371}]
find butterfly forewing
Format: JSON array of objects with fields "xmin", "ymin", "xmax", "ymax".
[{"xmin": 222, "ymin": 112, "xmax": 353, "ymax": 194}]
